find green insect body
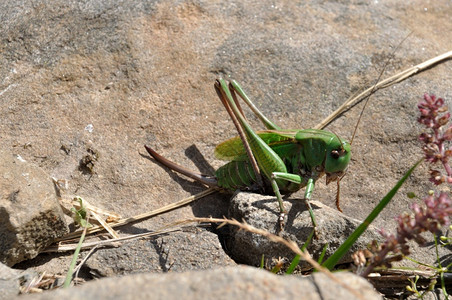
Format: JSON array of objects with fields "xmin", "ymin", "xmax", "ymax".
[
  {"xmin": 215, "ymin": 129, "xmax": 351, "ymax": 195},
  {"xmin": 145, "ymin": 79, "xmax": 352, "ymax": 229}
]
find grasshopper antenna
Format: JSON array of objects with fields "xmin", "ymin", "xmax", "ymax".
[
  {"xmin": 336, "ymin": 32, "xmax": 413, "ymax": 211},
  {"xmin": 350, "ymin": 32, "xmax": 413, "ymax": 145}
]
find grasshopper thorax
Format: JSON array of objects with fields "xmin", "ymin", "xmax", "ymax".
[{"xmin": 294, "ymin": 130, "xmax": 351, "ymax": 184}]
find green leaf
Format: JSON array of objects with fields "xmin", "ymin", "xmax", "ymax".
[
  {"xmin": 285, "ymin": 228, "xmax": 315, "ymax": 274},
  {"xmin": 322, "ymin": 158, "xmax": 423, "ymax": 270},
  {"xmin": 71, "ymin": 197, "xmax": 91, "ymax": 228}
]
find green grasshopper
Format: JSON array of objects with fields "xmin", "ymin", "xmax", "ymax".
[{"xmin": 145, "ymin": 79, "xmax": 351, "ymax": 229}]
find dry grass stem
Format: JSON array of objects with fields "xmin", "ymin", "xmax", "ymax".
[
  {"xmin": 73, "ymin": 245, "xmax": 100, "ymax": 282},
  {"xmin": 45, "ymin": 228, "xmax": 181, "ymax": 252},
  {"xmin": 72, "ymin": 197, "xmax": 120, "ymax": 239},
  {"xmin": 57, "ymin": 187, "xmax": 217, "ymax": 241},
  {"xmin": 315, "ymin": 50, "xmax": 452, "ymax": 130}
]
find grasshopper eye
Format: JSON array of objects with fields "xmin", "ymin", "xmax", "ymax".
[{"xmin": 331, "ymin": 150, "xmax": 340, "ymax": 159}]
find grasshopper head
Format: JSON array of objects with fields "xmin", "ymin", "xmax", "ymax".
[{"xmin": 325, "ymin": 137, "xmax": 351, "ymax": 185}]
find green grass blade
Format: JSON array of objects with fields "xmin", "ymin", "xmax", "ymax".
[
  {"xmin": 318, "ymin": 243, "xmax": 328, "ymax": 264},
  {"xmin": 63, "ymin": 228, "xmax": 87, "ymax": 288},
  {"xmin": 285, "ymin": 254, "xmax": 301, "ymax": 274},
  {"xmin": 285, "ymin": 228, "xmax": 315, "ymax": 274},
  {"xmin": 322, "ymin": 158, "xmax": 423, "ymax": 270}
]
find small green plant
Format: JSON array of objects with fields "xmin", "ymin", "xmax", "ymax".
[
  {"xmin": 405, "ymin": 274, "xmax": 437, "ymax": 298},
  {"xmin": 63, "ymin": 197, "xmax": 92, "ymax": 288}
]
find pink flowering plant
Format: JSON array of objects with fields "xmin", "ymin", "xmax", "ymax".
[
  {"xmin": 418, "ymin": 94, "xmax": 452, "ymax": 184},
  {"xmin": 360, "ymin": 94, "xmax": 452, "ymax": 296}
]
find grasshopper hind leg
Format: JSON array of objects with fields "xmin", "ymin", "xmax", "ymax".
[
  {"xmin": 230, "ymin": 80, "xmax": 282, "ymax": 131},
  {"xmin": 144, "ymin": 145, "xmax": 218, "ymax": 188}
]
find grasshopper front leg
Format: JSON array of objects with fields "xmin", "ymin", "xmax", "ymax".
[{"xmin": 271, "ymin": 174, "xmax": 317, "ymax": 228}]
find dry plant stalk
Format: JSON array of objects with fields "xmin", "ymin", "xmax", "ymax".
[
  {"xmin": 315, "ymin": 50, "xmax": 452, "ymax": 130},
  {"xmin": 57, "ymin": 187, "xmax": 217, "ymax": 241},
  {"xmin": 45, "ymin": 227, "xmax": 182, "ymax": 252}
]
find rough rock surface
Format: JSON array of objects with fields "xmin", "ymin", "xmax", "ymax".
[
  {"xmin": 0, "ymin": 150, "xmax": 68, "ymax": 266},
  {"xmin": 226, "ymin": 192, "xmax": 382, "ymax": 270},
  {"xmin": 0, "ymin": 262, "xmax": 38, "ymax": 299},
  {"xmin": 0, "ymin": 0, "xmax": 451, "ymax": 298},
  {"xmin": 85, "ymin": 228, "xmax": 236, "ymax": 277},
  {"xmin": 0, "ymin": 263, "xmax": 21, "ymax": 300},
  {"xmin": 18, "ymin": 266, "xmax": 382, "ymax": 300}
]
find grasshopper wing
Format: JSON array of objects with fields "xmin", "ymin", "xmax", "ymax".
[{"xmin": 214, "ymin": 130, "xmax": 298, "ymax": 161}]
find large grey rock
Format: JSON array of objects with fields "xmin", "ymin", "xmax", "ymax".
[
  {"xmin": 85, "ymin": 228, "xmax": 236, "ymax": 277},
  {"xmin": 226, "ymin": 192, "xmax": 382, "ymax": 270},
  {"xmin": 0, "ymin": 150, "xmax": 68, "ymax": 266},
  {"xmin": 18, "ymin": 266, "xmax": 382, "ymax": 300}
]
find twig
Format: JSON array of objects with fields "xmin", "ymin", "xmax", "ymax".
[
  {"xmin": 73, "ymin": 245, "xmax": 100, "ymax": 282},
  {"xmin": 57, "ymin": 187, "xmax": 217, "ymax": 241},
  {"xmin": 22, "ymin": 272, "xmax": 46, "ymax": 294},
  {"xmin": 44, "ymin": 227, "xmax": 182, "ymax": 252},
  {"xmin": 315, "ymin": 50, "xmax": 452, "ymax": 130}
]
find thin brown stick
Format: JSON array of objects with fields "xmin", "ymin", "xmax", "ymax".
[
  {"xmin": 73, "ymin": 245, "xmax": 99, "ymax": 281},
  {"xmin": 314, "ymin": 50, "xmax": 452, "ymax": 130},
  {"xmin": 45, "ymin": 227, "xmax": 182, "ymax": 252},
  {"xmin": 57, "ymin": 187, "xmax": 217, "ymax": 241}
]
